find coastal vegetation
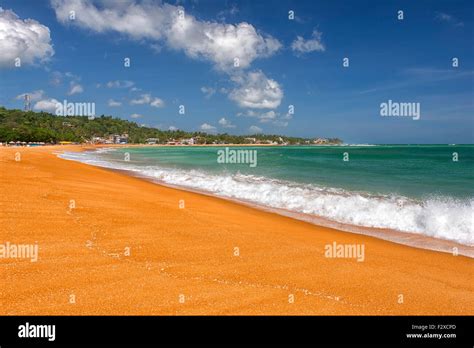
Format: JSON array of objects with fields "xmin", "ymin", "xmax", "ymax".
[{"xmin": 0, "ymin": 107, "xmax": 343, "ymax": 145}]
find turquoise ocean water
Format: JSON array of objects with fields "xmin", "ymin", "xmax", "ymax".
[{"xmin": 61, "ymin": 145, "xmax": 474, "ymax": 247}]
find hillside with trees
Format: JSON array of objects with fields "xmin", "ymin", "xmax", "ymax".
[{"xmin": 0, "ymin": 107, "xmax": 343, "ymax": 145}]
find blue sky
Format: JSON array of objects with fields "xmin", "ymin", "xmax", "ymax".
[{"xmin": 0, "ymin": 0, "xmax": 472, "ymax": 143}]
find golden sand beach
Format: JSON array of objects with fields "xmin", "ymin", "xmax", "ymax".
[{"xmin": 1, "ymin": 145, "xmax": 473, "ymax": 315}]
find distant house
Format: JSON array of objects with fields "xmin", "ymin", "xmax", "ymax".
[
  {"xmin": 92, "ymin": 136, "xmax": 106, "ymax": 144},
  {"xmin": 313, "ymin": 138, "xmax": 328, "ymax": 145},
  {"xmin": 112, "ymin": 134, "xmax": 129, "ymax": 144},
  {"xmin": 244, "ymin": 137, "xmax": 256, "ymax": 144},
  {"xmin": 265, "ymin": 140, "xmax": 277, "ymax": 145},
  {"xmin": 118, "ymin": 134, "xmax": 129, "ymax": 144},
  {"xmin": 181, "ymin": 138, "xmax": 195, "ymax": 145},
  {"xmin": 146, "ymin": 138, "xmax": 159, "ymax": 144}
]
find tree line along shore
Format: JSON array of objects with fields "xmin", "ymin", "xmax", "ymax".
[{"xmin": 0, "ymin": 107, "xmax": 343, "ymax": 146}]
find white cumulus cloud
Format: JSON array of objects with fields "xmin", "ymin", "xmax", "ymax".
[
  {"xmin": 150, "ymin": 97, "xmax": 164, "ymax": 108},
  {"xmin": 0, "ymin": 7, "xmax": 54, "ymax": 68},
  {"xmin": 130, "ymin": 94, "xmax": 151, "ymax": 105},
  {"xmin": 50, "ymin": 0, "xmax": 281, "ymax": 72},
  {"xmin": 51, "ymin": 0, "xmax": 284, "ymax": 110},
  {"xmin": 435, "ymin": 12, "xmax": 464, "ymax": 27},
  {"xmin": 34, "ymin": 98, "xmax": 60, "ymax": 113},
  {"xmin": 249, "ymin": 125, "xmax": 262, "ymax": 134},
  {"xmin": 273, "ymin": 120, "xmax": 288, "ymax": 127},
  {"xmin": 200, "ymin": 86, "xmax": 216, "ymax": 99},
  {"xmin": 291, "ymin": 30, "xmax": 325, "ymax": 54},
  {"xmin": 108, "ymin": 99, "xmax": 122, "ymax": 107},
  {"xmin": 218, "ymin": 117, "xmax": 236, "ymax": 128},
  {"xmin": 130, "ymin": 94, "xmax": 164, "ymax": 107},
  {"xmin": 68, "ymin": 82, "xmax": 83, "ymax": 95},
  {"xmin": 16, "ymin": 90, "xmax": 45, "ymax": 101},
  {"xmin": 166, "ymin": 18, "xmax": 281, "ymax": 72},
  {"xmin": 106, "ymin": 80, "xmax": 135, "ymax": 88},
  {"xmin": 200, "ymin": 123, "xmax": 217, "ymax": 133},
  {"xmin": 229, "ymin": 70, "xmax": 283, "ymax": 109},
  {"xmin": 258, "ymin": 110, "xmax": 277, "ymax": 123},
  {"xmin": 239, "ymin": 109, "xmax": 291, "ymax": 126}
]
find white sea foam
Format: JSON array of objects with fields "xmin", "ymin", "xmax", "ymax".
[
  {"xmin": 344, "ymin": 143, "xmax": 376, "ymax": 146},
  {"xmin": 59, "ymin": 150, "xmax": 474, "ymax": 247}
]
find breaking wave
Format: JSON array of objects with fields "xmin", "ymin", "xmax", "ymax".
[{"xmin": 59, "ymin": 150, "xmax": 474, "ymax": 247}]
